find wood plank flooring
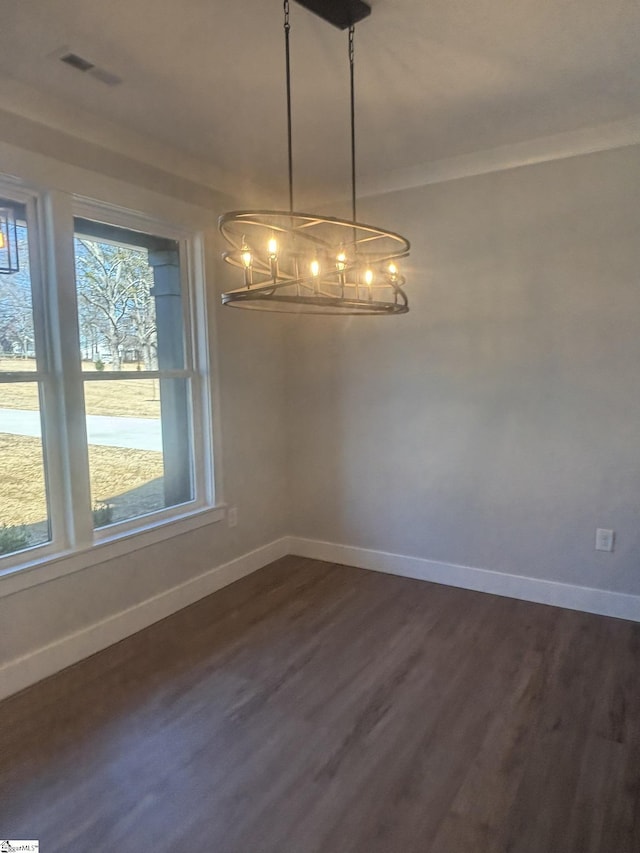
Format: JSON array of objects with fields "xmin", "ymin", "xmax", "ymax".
[{"xmin": 1, "ymin": 555, "xmax": 639, "ymax": 852}]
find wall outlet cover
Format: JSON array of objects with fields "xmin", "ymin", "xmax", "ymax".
[{"xmin": 595, "ymin": 528, "xmax": 615, "ymax": 552}]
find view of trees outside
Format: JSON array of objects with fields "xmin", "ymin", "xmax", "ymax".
[
  {"xmin": 0, "ymin": 230, "xmax": 160, "ymax": 370},
  {"xmin": 0, "ymin": 226, "xmax": 168, "ymax": 556},
  {"xmin": 74, "ymin": 237, "xmax": 158, "ymax": 370}
]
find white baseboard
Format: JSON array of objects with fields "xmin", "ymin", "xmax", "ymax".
[
  {"xmin": 0, "ymin": 537, "xmax": 289, "ymax": 702},
  {"xmin": 4, "ymin": 533, "xmax": 639, "ymax": 702},
  {"xmin": 289, "ymin": 536, "xmax": 640, "ymax": 624}
]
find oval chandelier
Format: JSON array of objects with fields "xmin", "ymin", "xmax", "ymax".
[{"xmin": 219, "ymin": 0, "xmax": 411, "ymax": 315}]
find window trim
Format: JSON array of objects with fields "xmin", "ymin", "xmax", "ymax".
[
  {"xmin": 0, "ymin": 185, "xmax": 62, "ymax": 565},
  {"xmin": 0, "ymin": 178, "xmax": 222, "ymax": 589},
  {"xmin": 0, "ymin": 504, "xmax": 226, "ymax": 598}
]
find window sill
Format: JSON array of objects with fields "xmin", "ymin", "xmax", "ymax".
[{"xmin": 0, "ymin": 504, "xmax": 226, "ymax": 599}]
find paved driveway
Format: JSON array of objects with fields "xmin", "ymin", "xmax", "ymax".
[{"xmin": 0, "ymin": 408, "xmax": 162, "ymax": 452}]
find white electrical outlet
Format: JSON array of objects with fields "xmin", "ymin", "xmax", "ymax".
[
  {"xmin": 227, "ymin": 506, "xmax": 238, "ymax": 528},
  {"xmin": 595, "ymin": 528, "xmax": 615, "ymax": 552}
]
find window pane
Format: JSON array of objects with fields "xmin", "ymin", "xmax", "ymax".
[
  {"xmin": 73, "ymin": 220, "xmax": 185, "ymax": 372},
  {"xmin": 84, "ymin": 378, "xmax": 193, "ymax": 528},
  {"xmin": 0, "ymin": 200, "xmax": 37, "ymax": 369},
  {"xmin": 0, "ymin": 381, "xmax": 50, "ymax": 554}
]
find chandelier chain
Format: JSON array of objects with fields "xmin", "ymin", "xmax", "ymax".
[
  {"xmin": 284, "ymin": 0, "xmax": 294, "ymax": 214},
  {"xmin": 349, "ymin": 24, "xmax": 357, "ymax": 225}
]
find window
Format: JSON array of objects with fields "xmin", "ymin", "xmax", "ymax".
[
  {"xmin": 0, "ymin": 198, "xmax": 51, "ymax": 555},
  {"xmin": 74, "ymin": 218, "xmax": 195, "ymax": 528},
  {"xmin": 0, "ymin": 185, "xmax": 215, "ymax": 571}
]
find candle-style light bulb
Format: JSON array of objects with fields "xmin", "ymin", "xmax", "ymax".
[
  {"xmin": 310, "ymin": 259, "xmax": 320, "ymax": 292},
  {"xmin": 240, "ymin": 241, "xmax": 253, "ymax": 288},
  {"xmin": 388, "ymin": 262, "xmax": 398, "ymax": 279},
  {"xmin": 267, "ymin": 236, "xmax": 279, "ymax": 281},
  {"xmin": 336, "ymin": 250, "xmax": 347, "ymax": 297},
  {"xmin": 0, "ymin": 232, "xmax": 5, "ymax": 250},
  {"xmin": 364, "ymin": 268, "xmax": 374, "ymax": 301}
]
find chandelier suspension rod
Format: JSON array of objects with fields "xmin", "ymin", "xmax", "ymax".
[
  {"xmin": 349, "ymin": 24, "xmax": 357, "ymax": 225},
  {"xmin": 284, "ymin": 0, "xmax": 294, "ymax": 214}
]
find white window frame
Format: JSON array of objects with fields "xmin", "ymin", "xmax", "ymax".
[{"xmin": 0, "ymin": 178, "xmax": 223, "ymax": 595}]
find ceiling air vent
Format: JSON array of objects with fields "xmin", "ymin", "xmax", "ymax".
[
  {"xmin": 61, "ymin": 52, "xmax": 95, "ymax": 72},
  {"xmin": 58, "ymin": 50, "xmax": 122, "ymax": 86}
]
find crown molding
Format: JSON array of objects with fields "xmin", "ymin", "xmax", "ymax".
[
  {"xmin": 3, "ymin": 72, "xmax": 640, "ymax": 206},
  {"xmin": 353, "ymin": 114, "xmax": 640, "ymax": 199},
  {"xmin": 0, "ymin": 74, "xmax": 244, "ymax": 199}
]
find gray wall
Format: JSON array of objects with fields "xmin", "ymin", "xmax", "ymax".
[{"xmin": 286, "ymin": 144, "xmax": 640, "ymax": 596}]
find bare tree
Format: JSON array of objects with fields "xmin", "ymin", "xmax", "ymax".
[
  {"xmin": 129, "ymin": 277, "xmax": 157, "ymax": 369},
  {"xmin": 74, "ymin": 239, "xmax": 156, "ymax": 369}
]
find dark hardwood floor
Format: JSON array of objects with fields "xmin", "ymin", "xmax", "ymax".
[{"xmin": 1, "ymin": 555, "xmax": 639, "ymax": 852}]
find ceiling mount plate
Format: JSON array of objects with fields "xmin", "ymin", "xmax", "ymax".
[{"xmin": 294, "ymin": 0, "xmax": 371, "ymax": 29}]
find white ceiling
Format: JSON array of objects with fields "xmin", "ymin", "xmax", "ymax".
[{"xmin": 1, "ymin": 0, "xmax": 640, "ymax": 203}]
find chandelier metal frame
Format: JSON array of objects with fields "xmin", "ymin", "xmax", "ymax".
[{"xmin": 219, "ymin": 0, "xmax": 411, "ymax": 315}]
